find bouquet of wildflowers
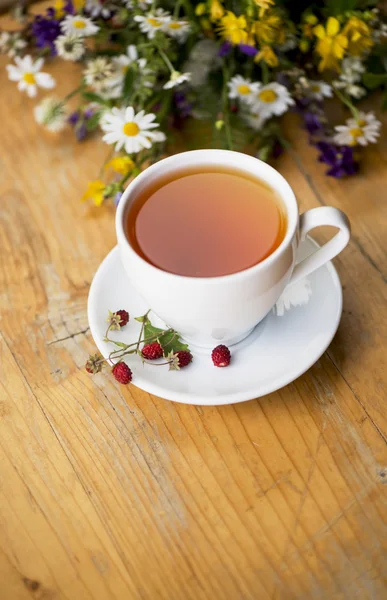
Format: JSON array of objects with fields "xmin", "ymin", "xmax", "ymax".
[{"xmin": 2, "ymin": 0, "xmax": 387, "ymax": 205}]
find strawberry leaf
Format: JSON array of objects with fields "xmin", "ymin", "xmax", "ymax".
[{"xmin": 143, "ymin": 321, "xmax": 189, "ymax": 355}]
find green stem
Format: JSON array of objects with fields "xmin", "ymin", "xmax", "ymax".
[
  {"xmin": 63, "ymin": 85, "xmax": 83, "ymax": 103},
  {"xmin": 99, "ymin": 146, "xmax": 115, "ymax": 178},
  {"xmin": 157, "ymin": 47, "xmax": 175, "ymax": 74},
  {"xmin": 261, "ymin": 62, "xmax": 269, "ymax": 85},
  {"xmin": 222, "ymin": 64, "xmax": 233, "ymax": 151},
  {"xmin": 173, "ymin": 0, "xmax": 182, "ymax": 18},
  {"xmin": 334, "ymin": 86, "xmax": 359, "ymax": 120}
]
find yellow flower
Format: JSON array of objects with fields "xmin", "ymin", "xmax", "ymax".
[
  {"xmin": 73, "ymin": 0, "xmax": 85, "ymax": 11},
  {"xmin": 255, "ymin": 45, "xmax": 278, "ymax": 67},
  {"xmin": 313, "ymin": 17, "xmax": 348, "ymax": 72},
  {"xmin": 54, "ymin": 0, "xmax": 65, "ymax": 18},
  {"xmin": 195, "ymin": 3, "xmax": 206, "ymax": 16},
  {"xmin": 302, "ymin": 14, "xmax": 318, "ymax": 39},
  {"xmin": 255, "ymin": 13, "xmax": 283, "ymax": 45},
  {"xmin": 210, "ymin": 0, "xmax": 224, "ymax": 21},
  {"xmin": 342, "ymin": 16, "xmax": 373, "ymax": 56},
  {"xmin": 105, "ymin": 156, "xmax": 135, "ymax": 175},
  {"xmin": 81, "ymin": 180, "xmax": 106, "ymax": 206},
  {"xmin": 218, "ymin": 11, "xmax": 248, "ymax": 45},
  {"xmin": 254, "ymin": 0, "xmax": 274, "ymax": 18}
]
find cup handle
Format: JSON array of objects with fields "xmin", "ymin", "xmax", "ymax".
[{"xmin": 289, "ymin": 206, "xmax": 351, "ymax": 286}]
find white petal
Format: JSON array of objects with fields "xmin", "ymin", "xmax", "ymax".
[
  {"xmin": 27, "ymin": 84, "xmax": 37, "ymax": 98},
  {"xmin": 6, "ymin": 65, "xmax": 21, "ymax": 81},
  {"xmin": 124, "ymin": 106, "xmax": 135, "ymax": 122},
  {"xmin": 33, "ymin": 57, "xmax": 44, "ymax": 72},
  {"xmin": 36, "ymin": 73, "xmax": 55, "ymax": 89},
  {"xmin": 127, "ymin": 45, "xmax": 138, "ymax": 61}
]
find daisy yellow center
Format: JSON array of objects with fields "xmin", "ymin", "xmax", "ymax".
[
  {"xmin": 123, "ymin": 121, "xmax": 140, "ymax": 136},
  {"xmin": 311, "ymin": 84, "xmax": 320, "ymax": 92},
  {"xmin": 73, "ymin": 19, "xmax": 86, "ymax": 29},
  {"xmin": 169, "ymin": 22, "xmax": 182, "ymax": 29},
  {"xmin": 350, "ymin": 127, "xmax": 363, "ymax": 140},
  {"xmin": 357, "ymin": 119, "xmax": 366, "ymax": 127},
  {"xmin": 259, "ymin": 89, "xmax": 277, "ymax": 103},
  {"xmin": 147, "ymin": 18, "xmax": 161, "ymax": 27},
  {"xmin": 23, "ymin": 72, "xmax": 36, "ymax": 84},
  {"xmin": 237, "ymin": 84, "xmax": 251, "ymax": 95},
  {"xmin": 121, "ymin": 65, "xmax": 129, "ymax": 73}
]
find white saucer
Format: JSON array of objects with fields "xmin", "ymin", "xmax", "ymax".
[{"xmin": 88, "ymin": 238, "xmax": 342, "ymax": 406}]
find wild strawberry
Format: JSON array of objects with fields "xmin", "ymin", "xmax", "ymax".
[
  {"xmin": 116, "ymin": 309, "xmax": 129, "ymax": 327},
  {"xmin": 176, "ymin": 350, "xmax": 192, "ymax": 368},
  {"xmin": 211, "ymin": 345, "xmax": 231, "ymax": 367},
  {"xmin": 112, "ymin": 362, "xmax": 132, "ymax": 384},
  {"xmin": 142, "ymin": 342, "xmax": 163, "ymax": 360}
]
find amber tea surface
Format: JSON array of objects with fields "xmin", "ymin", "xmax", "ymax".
[{"xmin": 126, "ymin": 167, "xmax": 287, "ymax": 277}]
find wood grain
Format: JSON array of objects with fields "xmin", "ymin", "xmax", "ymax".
[{"xmin": 0, "ymin": 31, "xmax": 387, "ymax": 600}]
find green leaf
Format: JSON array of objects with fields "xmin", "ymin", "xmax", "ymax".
[
  {"xmin": 82, "ymin": 91, "xmax": 111, "ymax": 106},
  {"xmin": 362, "ymin": 73, "xmax": 387, "ymax": 90},
  {"xmin": 122, "ymin": 68, "xmax": 136, "ymax": 101},
  {"xmin": 110, "ymin": 340, "xmax": 129, "ymax": 348},
  {"xmin": 86, "ymin": 112, "xmax": 102, "ymax": 131},
  {"xmin": 325, "ymin": 0, "xmax": 359, "ymax": 15},
  {"xmin": 143, "ymin": 322, "xmax": 189, "ymax": 354}
]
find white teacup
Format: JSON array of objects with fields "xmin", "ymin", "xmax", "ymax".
[{"xmin": 116, "ymin": 150, "xmax": 350, "ymax": 348}]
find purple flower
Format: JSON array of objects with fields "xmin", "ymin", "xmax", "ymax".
[
  {"xmin": 114, "ymin": 192, "xmax": 123, "ymax": 206},
  {"xmin": 75, "ymin": 122, "xmax": 87, "ymax": 141},
  {"xmin": 68, "ymin": 109, "xmax": 94, "ymax": 141},
  {"xmin": 68, "ymin": 110, "xmax": 80, "ymax": 125},
  {"xmin": 32, "ymin": 13, "xmax": 61, "ymax": 55},
  {"xmin": 174, "ymin": 91, "xmax": 193, "ymax": 119},
  {"xmin": 238, "ymin": 44, "xmax": 257, "ymax": 57},
  {"xmin": 218, "ymin": 42, "xmax": 232, "ymax": 57},
  {"xmin": 84, "ymin": 107, "xmax": 94, "ymax": 119},
  {"xmin": 303, "ymin": 111, "xmax": 323, "ymax": 136},
  {"xmin": 64, "ymin": 0, "xmax": 75, "ymax": 14},
  {"xmin": 316, "ymin": 142, "xmax": 358, "ymax": 178}
]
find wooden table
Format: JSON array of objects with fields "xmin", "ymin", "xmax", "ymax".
[{"xmin": 1, "ymin": 44, "xmax": 387, "ymax": 600}]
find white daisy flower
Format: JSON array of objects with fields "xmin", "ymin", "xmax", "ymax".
[
  {"xmin": 308, "ymin": 81, "xmax": 332, "ymax": 101},
  {"xmin": 100, "ymin": 106, "xmax": 166, "ymax": 154},
  {"xmin": 112, "ymin": 45, "xmax": 140, "ymax": 77},
  {"xmin": 125, "ymin": 0, "xmax": 152, "ymax": 9},
  {"xmin": 163, "ymin": 71, "xmax": 191, "ymax": 89},
  {"xmin": 85, "ymin": 0, "xmax": 111, "ymax": 18},
  {"xmin": 60, "ymin": 15, "xmax": 99, "ymax": 37},
  {"xmin": 228, "ymin": 75, "xmax": 260, "ymax": 102},
  {"xmin": 244, "ymin": 111, "xmax": 267, "ymax": 131},
  {"xmin": 333, "ymin": 112, "xmax": 381, "ymax": 147},
  {"xmin": 0, "ymin": 31, "xmax": 27, "ymax": 57},
  {"xmin": 164, "ymin": 20, "xmax": 191, "ymax": 42},
  {"xmin": 248, "ymin": 82, "xmax": 294, "ymax": 120},
  {"xmin": 6, "ymin": 55, "xmax": 55, "ymax": 98},
  {"xmin": 98, "ymin": 83, "xmax": 123, "ymax": 100},
  {"xmin": 34, "ymin": 96, "xmax": 67, "ymax": 132},
  {"xmin": 83, "ymin": 57, "xmax": 118, "ymax": 91},
  {"xmin": 55, "ymin": 33, "xmax": 85, "ymax": 61},
  {"xmin": 333, "ymin": 57, "xmax": 366, "ymax": 99},
  {"xmin": 134, "ymin": 9, "xmax": 171, "ymax": 39}
]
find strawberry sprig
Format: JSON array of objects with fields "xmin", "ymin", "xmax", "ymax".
[{"xmin": 85, "ymin": 309, "xmax": 193, "ymax": 385}]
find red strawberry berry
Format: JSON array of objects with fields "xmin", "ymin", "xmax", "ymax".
[
  {"xmin": 142, "ymin": 342, "xmax": 163, "ymax": 360},
  {"xmin": 116, "ymin": 309, "xmax": 129, "ymax": 327},
  {"xmin": 176, "ymin": 350, "xmax": 192, "ymax": 368},
  {"xmin": 211, "ymin": 345, "xmax": 231, "ymax": 367},
  {"xmin": 112, "ymin": 362, "xmax": 132, "ymax": 384}
]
